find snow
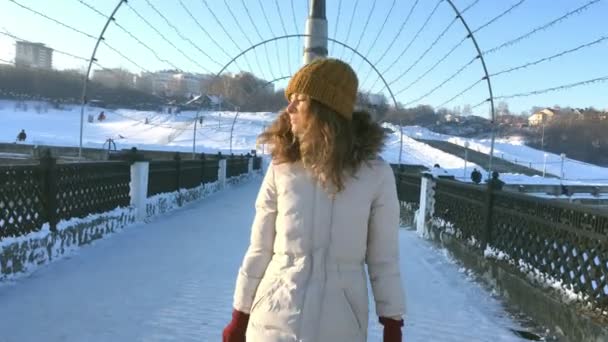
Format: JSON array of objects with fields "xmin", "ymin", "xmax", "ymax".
[
  {"xmin": 0, "ymin": 179, "xmax": 536, "ymax": 341},
  {"xmin": 1, "ymin": 99, "xmax": 606, "ymax": 186},
  {"xmin": 399, "ymin": 125, "xmax": 608, "ymax": 185},
  {"xmin": 0, "ymin": 206, "xmax": 133, "ymax": 250}
]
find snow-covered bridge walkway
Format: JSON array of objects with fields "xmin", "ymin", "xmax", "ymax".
[{"xmin": 0, "ymin": 179, "xmax": 535, "ymax": 341}]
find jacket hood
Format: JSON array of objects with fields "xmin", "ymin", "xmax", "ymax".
[{"xmin": 351, "ymin": 111, "xmax": 387, "ymax": 163}]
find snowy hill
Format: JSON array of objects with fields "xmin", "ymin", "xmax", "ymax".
[{"xmin": 1, "ymin": 100, "xmax": 606, "ymax": 186}]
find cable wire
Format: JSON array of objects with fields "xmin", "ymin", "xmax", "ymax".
[
  {"xmin": 461, "ymin": 0, "xmax": 481, "ymax": 13},
  {"xmin": 101, "ymin": 41, "xmax": 151, "ymax": 72},
  {"xmin": 223, "ymin": 0, "xmax": 267, "ymax": 80},
  {"xmin": 384, "ymin": 16, "xmax": 458, "ymax": 90},
  {"xmin": 74, "ymin": 0, "xmax": 106, "ymax": 17},
  {"xmin": 142, "ymin": 0, "xmax": 219, "ymax": 72},
  {"xmin": 1, "ymin": 30, "xmax": 149, "ymax": 78},
  {"xmin": 355, "ymin": 0, "xmax": 396, "ymax": 72},
  {"xmin": 179, "ymin": 0, "xmax": 247, "ymax": 69},
  {"xmin": 241, "ymin": 0, "xmax": 277, "ymax": 80},
  {"xmin": 472, "ymin": 99, "xmax": 489, "ymax": 110},
  {"xmin": 472, "ymin": 0, "xmax": 527, "ymax": 34},
  {"xmin": 377, "ymin": 0, "xmax": 482, "ymax": 96},
  {"xmin": 8, "ymin": 0, "xmax": 96, "ymax": 40},
  {"xmin": 348, "ymin": 0, "xmax": 377, "ymax": 64},
  {"xmin": 275, "ymin": 0, "xmax": 292, "ymax": 74},
  {"xmin": 400, "ymin": 57, "xmax": 477, "ymax": 106},
  {"xmin": 200, "ymin": 0, "xmax": 255, "ymax": 73},
  {"xmin": 330, "ymin": 0, "xmax": 343, "ymax": 55},
  {"xmin": 339, "ymin": 0, "xmax": 360, "ymax": 60},
  {"xmin": 257, "ymin": 0, "xmax": 284, "ymax": 75},
  {"xmin": 483, "ymin": 0, "xmax": 602, "ymax": 55},
  {"xmin": 0, "ymin": 57, "xmax": 14, "ymax": 65},
  {"xmin": 290, "ymin": 0, "xmax": 301, "ymax": 69},
  {"xmin": 384, "ymin": 38, "xmax": 467, "ymax": 95},
  {"xmin": 438, "ymin": 78, "xmax": 484, "ymax": 108},
  {"xmin": 371, "ymin": 0, "xmax": 444, "ymax": 91},
  {"xmin": 73, "ymin": 0, "xmax": 182, "ymax": 71},
  {"xmin": 495, "ymin": 76, "xmax": 608, "ymax": 100},
  {"xmin": 359, "ymin": 0, "xmax": 420, "ymax": 87},
  {"xmin": 1, "ymin": 31, "xmax": 89, "ymax": 62},
  {"xmin": 491, "ymin": 36, "xmax": 608, "ymax": 77},
  {"xmin": 125, "ymin": 3, "xmax": 204, "ymax": 72}
]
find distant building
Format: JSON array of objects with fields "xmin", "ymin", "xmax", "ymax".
[
  {"xmin": 136, "ymin": 71, "xmax": 210, "ymax": 98},
  {"xmin": 172, "ymin": 73, "xmax": 204, "ymax": 98},
  {"xmin": 15, "ymin": 41, "xmax": 53, "ymax": 69},
  {"xmin": 152, "ymin": 71, "xmax": 175, "ymax": 96},
  {"xmin": 528, "ymin": 108, "xmax": 555, "ymax": 126},
  {"xmin": 443, "ymin": 114, "xmax": 462, "ymax": 123},
  {"xmin": 92, "ymin": 68, "xmax": 137, "ymax": 88}
]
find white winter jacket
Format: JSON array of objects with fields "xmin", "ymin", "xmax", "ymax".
[{"xmin": 233, "ymin": 159, "xmax": 406, "ymax": 342}]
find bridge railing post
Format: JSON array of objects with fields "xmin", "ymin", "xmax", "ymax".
[
  {"xmin": 416, "ymin": 172, "xmax": 436, "ymax": 239},
  {"xmin": 127, "ymin": 148, "xmax": 149, "ymax": 222},
  {"xmin": 217, "ymin": 152, "xmax": 227, "ymax": 189},
  {"xmin": 247, "ymin": 154, "xmax": 253, "ymax": 174}
]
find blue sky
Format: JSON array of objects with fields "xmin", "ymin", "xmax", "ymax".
[{"xmin": 0, "ymin": 0, "xmax": 606, "ymax": 116}]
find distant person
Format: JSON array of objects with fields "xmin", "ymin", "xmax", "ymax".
[
  {"xmin": 470, "ymin": 168, "xmax": 482, "ymax": 184},
  {"xmin": 488, "ymin": 171, "xmax": 505, "ymax": 190},
  {"xmin": 16, "ymin": 129, "xmax": 26, "ymax": 142},
  {"xmin": 98, "ymin": 111, "xmax": 106, "ymax": 121}
]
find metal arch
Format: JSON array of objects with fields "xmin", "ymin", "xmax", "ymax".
[
  {"xmin": 228, "ymin": 76, "xmax": 291, "ymax": 154},
  {"xmin": 445, "ymin": 0, "xmax": 497, "ymax": 176},
  {"xmin": 205, "ymin": 34, "xmax": 407, "ymax": 164},
  {"xmin": 78, "ymin": 0, "xmax": 126, "ymax": 159},
  {"xmin": 192, "ymin": 75, "xmax": 291, "ymax": 157}
]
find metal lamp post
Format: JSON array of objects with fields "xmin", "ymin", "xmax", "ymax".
[
  {"xmin": 303, "ymin": 0, "xmax": 327, "ymax": 64},
  {"xmin": 560, "ymin": 153, "xmax": 566, "ymax": 182},
  {"xmin": 541, "ymin": 120, "xmax": 546, "ymax": 151},
  {"xmin": 542, "ymin": 152, "xmax": 548, "ymax": 178},
  {"xmin": 463, "ymin": 141, "xmax": 470, "ymax": 178}
]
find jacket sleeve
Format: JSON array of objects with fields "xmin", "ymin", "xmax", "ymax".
[
  {"xmin": 233, "ymin": 163, "xmax": 278, "ymax": 313},
  {"xmin": 366, "ymin": 163, "xmax": 406, "ymax": 318}
]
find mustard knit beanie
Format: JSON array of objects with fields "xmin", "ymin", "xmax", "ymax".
[{"xmin": 285, "ymin": 58, "xmax": 358, "ymax": 120}]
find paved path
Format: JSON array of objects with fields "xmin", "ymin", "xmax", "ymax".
[{"xmin": 0, "ymin": 179, "xmax": 533, "ymax": 341}]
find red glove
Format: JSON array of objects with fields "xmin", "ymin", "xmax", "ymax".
[
  {"xmin": 379, "ymin": 316, "xmax": 404, "ymax": 342},
  {"xmin": 222, "ymin": 309, "xmax": 250, "ymax": 342}
]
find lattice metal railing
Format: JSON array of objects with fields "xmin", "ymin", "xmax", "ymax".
[
  {"xmin": 201, "ymin": 156, "xmax": 220, "ymax": 184},
  {"xmin": 148, "ymin": 160, "xmax": 179, "ymax": 197},
  {"xmin": 0, "ymin": 165, "xmax": 46, "ymax": 238},
  {"xmin": 180, "ymin": 158, "xmax": 220, "ymax": 189},
  {"xmin": 433, "ymin": 177, "xmax": 608, "ymax": 313},
  {"xmin": 226, "ymin": 155, "xmax": 249, "ymax": 178},
  {"xmin": 491, "ymin": 191, "xmax": 608, "ymax": 313},
  {"xmin": 0, "ymin": 157, "xmax": 131, "ymax": 238},
  {"xmin": 253, "ymin": 156, "xmax": 262, "ymax": 171},
  {"xmin": 180, "ymin": 160, "xmax": 204, "ymax": 190},
  {"xmin": 434, "ymin": 178, "xmax": 487, "ymax": 246},
  {"xmin": 391, "ymin": 164, "xmax": 427, "ymax": 206},
  {"xmin": 1, "ymin": 151, "xmax": 253, "ymax": 240},
  {"xmin": 54, "ymin": 161, "xmax": 131, "ymax": 221}
]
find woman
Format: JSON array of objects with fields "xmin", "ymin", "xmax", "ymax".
[{"xmin": 223, "ymin": 58, "xmax": 406, "ymax": 342}]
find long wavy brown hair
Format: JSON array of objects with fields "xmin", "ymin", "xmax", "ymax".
[{"xmin": 257, "ymin": 100, "xmax": 386, "ymax": 193}]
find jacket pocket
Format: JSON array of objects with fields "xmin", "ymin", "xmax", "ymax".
[{"xmin": 341, "ymin": 289, "xmax": 362, "ymax": 331}]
